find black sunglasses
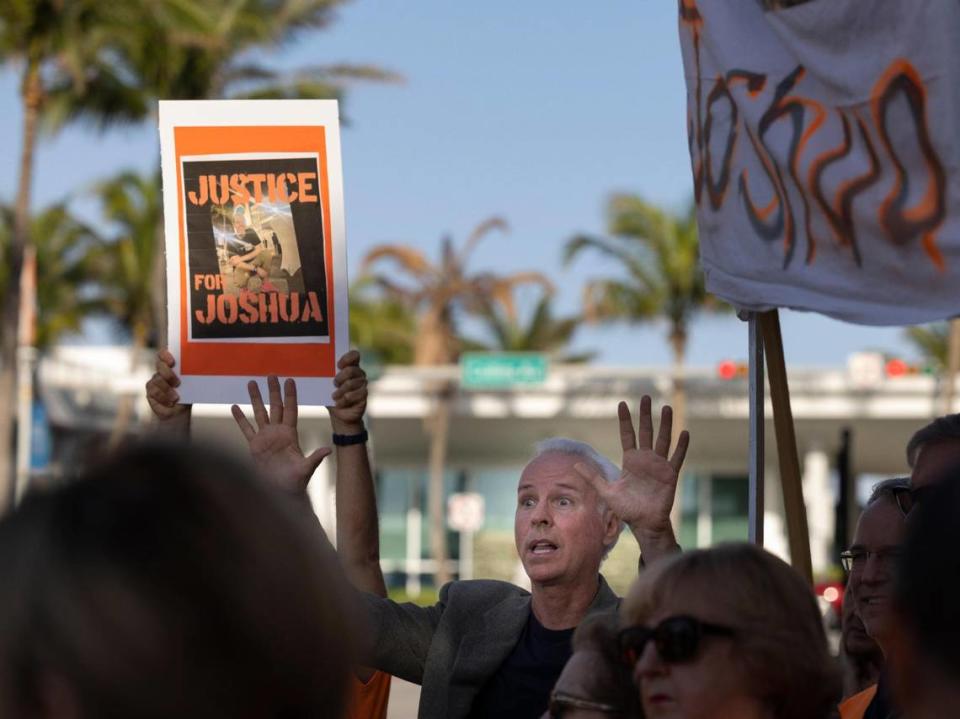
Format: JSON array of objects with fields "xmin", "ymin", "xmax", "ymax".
[
  {"xmin": 891, "ymin": 485, "xmax": 930, "ymax": 517},
  {"xmin": 618, "ymin": 615, "xmax": 735, "ymax": 667}
]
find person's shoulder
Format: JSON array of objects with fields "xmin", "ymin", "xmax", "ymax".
[{"xmin": 439, "ymin": 579, "xmax": 530, "ymax": 605}]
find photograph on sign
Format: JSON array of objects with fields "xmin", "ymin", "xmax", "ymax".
[{"xmin": 159, "ymin": 100, "xmax": 349, "ymax": 405}]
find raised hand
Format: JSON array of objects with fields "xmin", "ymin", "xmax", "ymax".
[
  {"xmin": 575, "ymin": 396, "xmax": 689, "ymax": 538},
  {"xmin": 231, "ymin": 375, "xmax": 331, "ymax": 495},
  {"xmin": 145, "ymin": 350, "xmax": 191, "ymax": 433},
  {"xmin": 328, "ymin": 350, "xmax": 367, "ymax": 433}
]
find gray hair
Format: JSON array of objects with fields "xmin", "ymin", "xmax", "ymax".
[
  {"xmin": 906, "ymin": 414, "xmax": 960, "ymax": 468},
  {"xmin": 532, "ymin": 437, "xmax": 623, "ymax": 558},
  {"xmin": 867, "ymin": 476, "xmax": 911, "ymax": 507}
]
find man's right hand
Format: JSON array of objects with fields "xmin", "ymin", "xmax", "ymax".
[
  {"xmin": 146, "ymin": 350, "xmax": 191, "ymax": 431},
  {"xmin": 328, "ymin": 350, "xmax": 368, "ymax": 434}
]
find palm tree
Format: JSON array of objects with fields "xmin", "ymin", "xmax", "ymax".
[
  {"xmin": 111, "ymin": 0, "xmax": 399, "ymax": 345},
  {"xmin": 565, "ymin": 195, "xmax": 728, "ymax": 526},
  {"xmin": 467, "ymin": 290, "xmax": 593, "ymax": 363},
  {"xmin": 113, "ymin": 1, "xmax": 396, "ymax": 105},
  {"xmin": 905, "ymin": 324, "xmax": 949, "ymax": 371},
  {"xmin": 904, "ymin": 320, "xmax": 960, "ymax": 413},
  {"xmin": 0, "ymin": 0, "xmax": 147, "ymax": 507},
  {"xmin": 88, "ymin": 171, "xmax": 163, "ymax": 444},
  {"xmin": 349, "ymin": 280, "xmax": 418, "ymax": 366},
  {"xmin": 361, "ymin": 218, "xmax": 552, "ymax": 585},
  {"xmin": 0, "ymin": 203, "xmax": 105, "ymax": 350}
]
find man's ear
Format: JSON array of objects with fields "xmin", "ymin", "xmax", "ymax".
[{"xmin": 602, "ymin": 509, "xmax": 621, "ymax": 546}]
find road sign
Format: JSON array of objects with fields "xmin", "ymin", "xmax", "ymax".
[
  {"xmin": 447, "ymin": 492, "xmax": 485, "ymax": 533},
  {"xmin": 460, "ymin": 353, "xmax": 548, "ymax": 389}
]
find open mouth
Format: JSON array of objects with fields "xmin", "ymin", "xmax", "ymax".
[{"xmin": 528, "ymin": 539, "xmax": 558, "ymax": 555}]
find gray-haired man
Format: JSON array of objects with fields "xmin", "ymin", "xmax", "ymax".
[{"xmin": 362, "ymin": 397, "xmax": 688, "ymax": 718}]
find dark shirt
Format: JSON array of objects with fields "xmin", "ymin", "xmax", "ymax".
[
  {"xmin": 864, "ymin": 672, "xmax": 898, "ymax": 719},
  {"xmin": 468, "ymin": 611, "xmax": 574, "ymax": 719}
]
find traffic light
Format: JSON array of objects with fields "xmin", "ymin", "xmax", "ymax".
[
  {"xmin": 884, "ymin": 358, "xmax": 936, "ymax": 378},
  {"xmin": 717, "ymin": 360, "xmax": 748, "ymax": 380}
]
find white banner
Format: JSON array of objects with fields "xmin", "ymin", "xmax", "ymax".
[{"xmin": 679, "ymin": 0, "xmax": 960, "ymax": 325}]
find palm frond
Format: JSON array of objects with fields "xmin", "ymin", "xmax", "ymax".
[
  {"xmin": 360, "ymin": 244, "xmax": 436, "ymax": 281},
  {"xmin": 904, "ymin": 324, "xmax": 949, "ymax": 370},
  {"xmin": 458, "ymin": 216, "xmax": 509, "ymax": 266}
]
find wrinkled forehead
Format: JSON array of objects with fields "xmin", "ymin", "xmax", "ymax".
[
  {"xmin": 852, "ymin": 498, "xmax": 905, "ymax": 547},
  {"xmin": 517, "ymin": 451, "xmax": 593, "ymax": 492}
]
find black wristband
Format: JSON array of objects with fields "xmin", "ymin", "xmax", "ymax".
[{"xmin": 332, "ymin": 429, "xmax": 368, "ymax": 446}]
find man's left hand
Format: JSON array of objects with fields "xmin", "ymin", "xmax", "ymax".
[{"xmin": 575, "ymin": 396, "xmax": 689, "ymax": 538}]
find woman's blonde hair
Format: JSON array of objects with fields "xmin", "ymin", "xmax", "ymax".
[{"xmin": 622, "ymin": 543, "xmax": 841, "ymax": 719}]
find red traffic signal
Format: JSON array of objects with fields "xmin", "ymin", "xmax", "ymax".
[
  {"xmin": 885, "ymin": 358, "xmax": 909, "ymax": 378},
  {"xmin": 717, "ymin": 360, "xmax": 747, "ymax": 380}
]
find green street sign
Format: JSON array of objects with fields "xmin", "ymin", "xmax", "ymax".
[{"xmin": 460, "ymin": 353, "xmax": 549, "ymax": 388}]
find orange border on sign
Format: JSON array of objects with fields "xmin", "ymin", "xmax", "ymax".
[{"xmin": 174, "ymin": 125, "xmax": 336, "ymax": 377}]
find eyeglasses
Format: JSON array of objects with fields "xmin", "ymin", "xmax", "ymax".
[
  {"xmin": 548, "ymin": 691, "xmax": 622, "ymax": 717},
  {"xmin": 618, "ymin": 615, "xmax": 735, "ymax": 667},
  {"xmin": 891, "ymin": 485, "xmax": 930, "ymax": 517},
  {"xmin": 840, "ymin": 547, "xmax": 903, "ymax": 573}
]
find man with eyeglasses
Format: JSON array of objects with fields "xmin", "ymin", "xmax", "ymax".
[{"xmin": 838, "ymin": 478, "xmax": 909, "ymax": 719}]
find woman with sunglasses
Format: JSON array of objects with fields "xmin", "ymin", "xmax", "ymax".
[{"xmin": 619, "ymin": 543, "xmax": 840, "ymax": 719}]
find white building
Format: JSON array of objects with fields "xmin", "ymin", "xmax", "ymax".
[{"xmin": 34, "ymin": 347, "xmax": 940, "ymax": 588}]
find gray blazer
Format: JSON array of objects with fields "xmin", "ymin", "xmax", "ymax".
[{"xmin": 361, "ymin": 576, "xmax": 621, "ymax": 719}]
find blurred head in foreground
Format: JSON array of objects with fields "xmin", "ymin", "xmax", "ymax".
[
  {"xmin": 620, "ymin": 543, "xmax": 840, "ymax": 719},
  {"xmin": 906, "ymin": 413, "xmax": 960, "ymax": 489},
  {"xmin": 544, "ymin": 613, "xmax": 642, "ymax": 718},
  {"xmin": 0, "ymin": 442, "xmax": 355, "ymax": 719},
  {"xmin": 890, "ymin": 466, "xmax": 960, "ymax": 719}
]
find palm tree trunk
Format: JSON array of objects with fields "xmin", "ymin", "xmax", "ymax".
[
  {"xmin": 427, "ymin": 382, "xmax": 453, "ymax": 586},
  {"xmin": 667, "ymin": 326, "xmax": 687, "ymax": 535},
  {"xmin": 944, "ymin": 318, "xmax": 960, "ymax": 414},
  {"xmin": 0, "ymin": 61, "xmax": 43, "ymax": 511},
  {"xmin": 107, "ymin": 320, "xmax": 148, "ymax": 448}
]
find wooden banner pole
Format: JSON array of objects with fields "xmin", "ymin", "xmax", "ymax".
[
  {"xmin": 747, "ymin": 313, "xmax": 765, "ymax": 547},
  {"xmin": 758, "ymin": 309, "xmax": 813, "ymax": 586}
]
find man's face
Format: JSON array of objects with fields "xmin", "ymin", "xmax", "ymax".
[
  {"xmin": 514, "ymin": 453, "xmax": 618, "ymax": 587},
  {"xmin": 841, "ymin": 582, "xmax": 880, "ymax": 659},
  {"xmin": 911, "ymin": 439, "xmax": 960, "ymax": 489},
  {"xmin": 234, "ymin": 215, "xmax": 247, "ymax": 234},
  {"xmin": 848, "ymin": 499, "xmax": 906, "ymax": 648}
]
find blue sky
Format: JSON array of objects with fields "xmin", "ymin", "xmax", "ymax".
[{"xmin": 0, "ymin": 0, "xmax": 919, "ymax": 367}]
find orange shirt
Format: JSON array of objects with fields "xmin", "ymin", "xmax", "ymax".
[
  {"xmin": 345, "ymin": 671, "xmax": 391, "ymax": 719},
  {"xmin": 838, "ymin": 684, "xmax": 878, "ymax": 719}
]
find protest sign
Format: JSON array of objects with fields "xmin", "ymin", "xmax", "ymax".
[
  {"xmin": 679, "ymin": 0, "xmax": 960, "ymax": 325},
  {"xmin": 159, "ymin": 100, "xmax": 348, "ymax": 405}
]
